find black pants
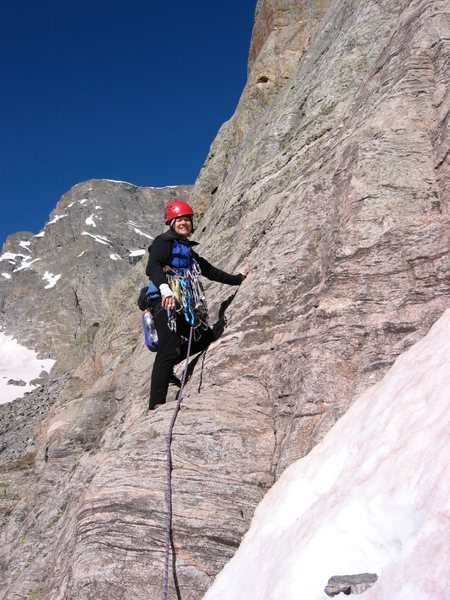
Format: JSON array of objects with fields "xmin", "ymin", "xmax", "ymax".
[{"xmin": 148, "ymin": 302, "xmax": 214, "ymax": 409}]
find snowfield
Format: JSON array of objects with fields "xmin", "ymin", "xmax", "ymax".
[
  {"xmin": 0, "ymin": 332, "xmax": 55, "ymax": 404},
  {"xmin": 204, "ymin": 309, "xmax": 450, "ymax": 600}
]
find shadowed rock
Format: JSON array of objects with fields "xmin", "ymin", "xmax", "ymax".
[{"xmin": 325, "ymin": 573, "xmax": 378, "ymax": 596}]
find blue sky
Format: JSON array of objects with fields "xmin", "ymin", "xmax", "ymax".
[{"xmin": 0, "ymin": 1, "xmax": 256, "ymax": 247}]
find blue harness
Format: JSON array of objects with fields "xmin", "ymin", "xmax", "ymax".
[
  {"xmin": 147, "ymin": 240, "xmax": 193, "ymax": 300},
  {"xmin": 169, "ymin": 240, "xmax": 192, "ymax": 271}
]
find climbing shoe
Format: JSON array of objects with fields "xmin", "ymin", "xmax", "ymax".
[
  {"xmin": 149, "ymin": 402, "xmax": 164, "ymax": 411},
  {"xmin": 169, "ymin": 372, "xmax": 181, "ymax": 387}
]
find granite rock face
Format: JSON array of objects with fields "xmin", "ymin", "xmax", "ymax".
[
  {"xmin": 0, "ymin": 180, "xmax": 191, "ymax": 356},
  {"xmin": 190, "ymin": 0, "xmax": 332, "ymax": 217},
  {"xmin": 325, "ymin": 574, "xmax": 379, "ymax": 596},
  {"xmin": 1, "ymin": 0, "xmax": 449, "ymax": 599}
]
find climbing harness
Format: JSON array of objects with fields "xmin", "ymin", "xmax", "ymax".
[{"xmin": 162, "ymin": 325, "xmax": 194, "ymax": 600}]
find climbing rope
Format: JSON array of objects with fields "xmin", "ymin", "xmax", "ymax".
[
  {"xmin": 161, "ymin": 287, "xmax": 241, "ymax": 599},
  {"xmin": 162, "ymin": 324, "xmax": 194, "ymax": 600}
]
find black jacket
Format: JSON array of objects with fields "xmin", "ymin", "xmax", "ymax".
[{"xmin": 145, "ymin": 230, "xmax": 244, "ymax": 288}]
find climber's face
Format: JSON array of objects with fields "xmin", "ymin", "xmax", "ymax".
[{"xmin": 173, "ymin": 216, "xmax": 193, "ymax": 238}]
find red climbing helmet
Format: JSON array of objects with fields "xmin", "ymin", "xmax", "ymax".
[{"xmin": 164, "ymin": 200, "xmax": 194, "ymax": 224}]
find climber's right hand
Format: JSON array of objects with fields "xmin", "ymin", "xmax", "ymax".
[
  {"xmin": 161, "ymin": 294, "xmax": 176, "ymax": 311},
  {"xmin": 159, "ymin": 283, "xmax": 176, "ymax": 310}
]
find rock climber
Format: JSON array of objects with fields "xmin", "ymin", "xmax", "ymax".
[{"xmin": 145, "ymin": 199, "xmax": 249, "ymax": 410}]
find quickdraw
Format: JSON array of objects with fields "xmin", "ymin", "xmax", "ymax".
[
  {"xmin": 167, "ymin": 309, "xmax": 177, "ymax": 332},
  {"xmin": 166, "ymin": 260, "xmax": 209, "ymax": 330}
]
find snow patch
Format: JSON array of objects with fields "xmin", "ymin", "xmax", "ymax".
[
  {"xmin": 14, "ymin": 256, "xmax": 42, "ymax": 272},
  {"xmin": 34, "ymin": 231, "xmax": 45, "ymax": 238},
  {"xmin": 81, "ymin": 232, "xmax": 111, "ymax": 246},
  {"xmin": 1, "ymin": 252, "xmax": 42, "ymax": 272},
  {"xmin": 102, "ymin": 179, "xmax": 136, "ymax": 186},
  {"xmin": 42, "ymin": 272, "xmax": 61, "ymax": 289},
  {"xmin": 129, "ymin": 249, "xmax": 145, "ymax": 257},
  {"xmin": 47, "ymin": 214, "xmax": 67, "ymax": 225},
  {"xmin": 18, "ymin": 241, "xmax": 31, "ymax": 251},
  {"xmin": 85, "ymin": 214, "xmax": 96, "ymax": 227},
  {"xmin": 0, "ymin": 333, "xmax": 55, "ymax": 404},
  {"xmin": 0, "ymin": 252, "xmax": 24, "ymax": 264},
  {"xmin": 110, "ymin": 254, "xmax": 122, "ymax": 261},
  {"xmin": 68, "ymin": 198, "xmax": 89, "ymax": 208},
  {"xmin": 204, "ymin": 310, "xmax": 450, "ymax": 600},
  {"xmin": 2, "ymin": 273, "xmax": 11, "ymax": 279},
  {"xmin": 147, "ymin": 184, "xmax": 182, "ymax": 189},
  {"xmin": 127, "ymin": 221, "xmax": 153, "ymax": 239}
]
